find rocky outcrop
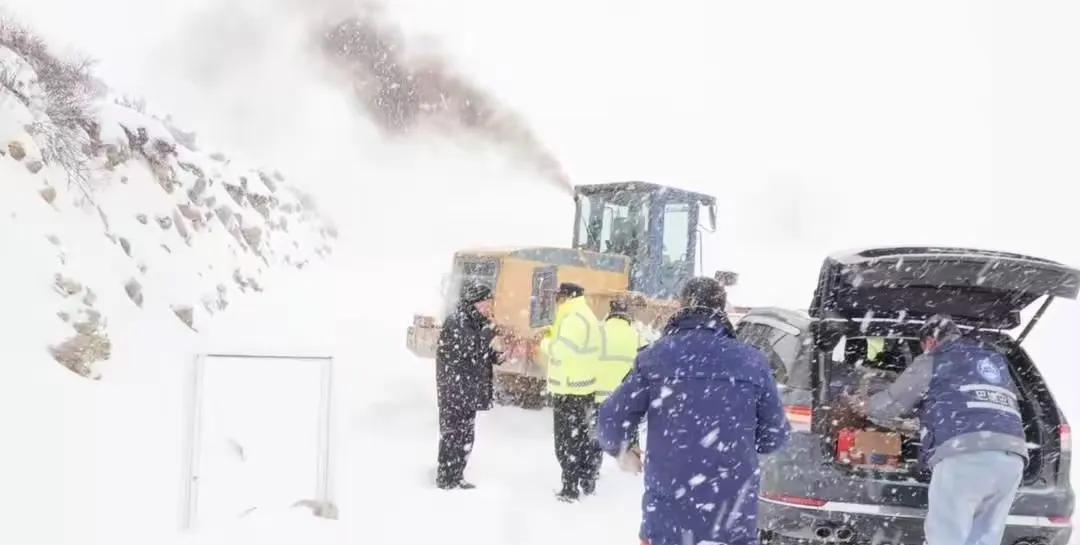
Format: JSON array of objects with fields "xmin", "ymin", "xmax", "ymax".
[{"xmin": 2, "ymin": 39, "xmax": 334, "ymax": 379}]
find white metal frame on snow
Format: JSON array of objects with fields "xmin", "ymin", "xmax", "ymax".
[{"xmin": 181, "ymin": 353, "xmax": 335, "ymax": 531}]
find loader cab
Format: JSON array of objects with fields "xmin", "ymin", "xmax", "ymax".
[{"xmin": 573, "ymin": 182, "xmax": 717, "ymax": 299}]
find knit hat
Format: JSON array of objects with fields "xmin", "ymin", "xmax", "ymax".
[
  {"xmin": 461, "ymin": 283, "xmax": 493, "ymax": 304},
  {"xmin": 610, "ymin": 297, "xmax": 630, "ymax": 314},
  {"xmin": 557, "ymin": 282, "xmax": 585, "ymax": 299},
  {"xmin": 918, "ymin": 314, "xmax": 960, "ymax": 342}
]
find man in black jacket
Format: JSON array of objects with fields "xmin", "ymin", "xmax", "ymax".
[{"xmin": 435, "ymin": 283, "xmax": 502, "ymax": 489}]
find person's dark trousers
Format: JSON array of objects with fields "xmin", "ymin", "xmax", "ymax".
[
  {"xmin": 553, "ymin": 393, "xmax": 594, "ymax": 497},
  {"xmin": 437, "ymin": 402, "xmax": 477, "ymax": 487},
  {"xmin": 582, "ymin": 401, "xmax": 603, "ymax": 492}
]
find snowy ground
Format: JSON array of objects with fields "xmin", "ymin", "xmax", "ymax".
[
  {"xmin": 343, "ymin": 364, "xmax": 644, "ymax": 545},
  {"xmin": 175, "ymin": 254, "xmax": 1080, "ymax": 545},
  {"xmin": 157, "ymin": 260, "xmax": 647, "ymax": 545}
]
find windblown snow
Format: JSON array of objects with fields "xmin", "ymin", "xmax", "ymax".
[{"xmin": 3, "ymin": 2, "xmax": 1080, "ymax": 545}]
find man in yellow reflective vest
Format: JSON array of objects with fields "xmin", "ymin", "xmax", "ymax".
[
  {"xmin": 596, "ymin": 297, "xmax": 644, "ymax": 403},
  {"xmin": 539, "ymin": 282, "xmax": 602, "ymax": 502},
  {"xmin": 585, "ymin": 296, "xmax": 645, "ymax": 488}
]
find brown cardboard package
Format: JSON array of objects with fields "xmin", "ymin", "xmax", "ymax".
[{"xmin": 850, "ymin": 430, "xmax": 902, "ymax": 468}]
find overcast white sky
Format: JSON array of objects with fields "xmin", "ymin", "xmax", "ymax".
[{"xmin": 4, "ymin": 0, "xmax": 1078, "ymax": 307}]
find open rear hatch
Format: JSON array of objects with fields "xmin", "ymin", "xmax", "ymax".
[
  {"xmin": 810, "ymin": 247, "xmax": 1080, "ymax": 328},
  {"xmin": 809, "ymin": 247, "xmax": 1080, "ymax": 484}
]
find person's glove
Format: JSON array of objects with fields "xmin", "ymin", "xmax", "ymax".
[{"xmin": 616, "ymin": 447, "xmax": 643, "ymax": 475}]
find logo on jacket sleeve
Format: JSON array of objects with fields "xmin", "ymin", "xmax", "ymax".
[{"xmin": 977, "ymin": 358, "xmax": 1003, "ymax": 384}]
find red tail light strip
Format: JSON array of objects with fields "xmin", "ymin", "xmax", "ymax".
[{"xmin": 785, "ymin": 406, "xmax": 812, "ymax": 432}]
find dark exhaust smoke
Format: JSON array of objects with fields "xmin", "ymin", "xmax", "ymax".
[{"xmin": 321, "ymin": 12, "xmax": 574, "ymax": 196}]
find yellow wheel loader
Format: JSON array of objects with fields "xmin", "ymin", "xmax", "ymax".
[{"xmin": 406, "ymin": 182, "xmax": 741, "ymax": 407}]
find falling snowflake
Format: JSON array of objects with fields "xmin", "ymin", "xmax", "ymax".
[{"xmin": 700, "ymin": 428, "xmax": 721, "ymax": 448}]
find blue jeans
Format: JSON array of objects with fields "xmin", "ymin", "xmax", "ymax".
[{"xmin": 925, "ymin": 451, "xmax": 1025, "ymax": 545}]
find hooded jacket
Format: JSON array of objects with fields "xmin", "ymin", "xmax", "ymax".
[
  {"xmin": 436, "ymin": 301, "xmax": 500, "ymax": 411},
  {"xmin": 598, "ymin": 308, "xmax": 790, "ymax": 545},
  {"xmin": 541, "ymin": 295, "xmax": 602, "ymax": 396}
]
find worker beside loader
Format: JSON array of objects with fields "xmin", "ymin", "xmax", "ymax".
[
  {"xmin": 595, "ymin": 297, "xmax": 644, "ymax": 403},
  {"xmin": 435, "ymin": 283, "xmax": 502, "ymax": 490},
  {"xmin": 586, "ymin": 297, "xmax": 646, "ymax": 484},
  {"xmin": 539, "ymin": 282, "xmax": 604, "ymax": 502}
]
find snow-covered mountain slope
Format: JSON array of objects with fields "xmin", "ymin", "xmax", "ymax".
[
  {"xmin": 1, "ymin": 32, "xmax": 338, "ymax": 544},
  {"xmin": 1, "ymin": 41, "xmax": 335, "ymax": 380}
]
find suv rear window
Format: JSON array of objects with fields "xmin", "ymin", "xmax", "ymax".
[{"xmin": 737, "ymin": 321, "xmax": 811, "ymax": 390}]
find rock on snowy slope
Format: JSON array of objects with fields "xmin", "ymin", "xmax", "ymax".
[{"xmin": 1, "ymin": 42, "xmax": 335, "ymax": 379}]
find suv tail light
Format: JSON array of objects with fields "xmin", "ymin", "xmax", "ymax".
[
  {"xmin": 786, "ymin": 405, "xmax": 812, "ymax": 432},
  {"xmin": 761, "ymin": 492, "xmax": 828, "ymax": 508},
  {"xmin": 1061, "ymin": 424, "xmax": 1072, "ymax": 454},
  {"xmin": 836, "ymin": 428, "xmax": 857, "ymax": 464}
]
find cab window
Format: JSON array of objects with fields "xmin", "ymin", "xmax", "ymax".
[
  {"xmin": 529, "ymin": 267, "xmax": 557, "ymax": 327},
  {"xmin": 575, "ymin": 194, "xmax": 648, "ymax": 258},
  {"xmin": 661, "ymin": 202, "xmax": 691, "ymax": 265}
]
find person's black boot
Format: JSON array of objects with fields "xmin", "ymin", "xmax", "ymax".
[
  {"xmin": 437, "ymin": 479, "xmax": 476, "ymax": 490},
  {"xmin": 580, "ymin": 478, "xmax": 597, "ymax": 496},
  {"xmin": 556, "ymin": 482, "xmax": 580, "ymax": 503}
]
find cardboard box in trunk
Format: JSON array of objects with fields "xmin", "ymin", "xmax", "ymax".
[{"xmin": 848, "ymin": 429, "xmax": 902, "ymax": 468}]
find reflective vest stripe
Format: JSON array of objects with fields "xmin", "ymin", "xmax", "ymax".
[
  {"xmin": 572, "ymin": 313, "xmax": 592, "ymax": 349},
  {"xmin": 555, "ymin": 337, "xmax": 599, "ymax": 355},
  {"xmin": 549, "ymin": 377, "xmax": 598, "ymax": 388},
  {"xmin": 567, "ymin": 378, "xmax": 597, "ymax": 388}
]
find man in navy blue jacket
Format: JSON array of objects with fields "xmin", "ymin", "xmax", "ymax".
[
  {"xmin": 597, "ymin": 277, "xmax": 790, "ymax": 545},
  {"xmin": 857, "ymin": 315, "xmax": 1027, "ymax": 545}
]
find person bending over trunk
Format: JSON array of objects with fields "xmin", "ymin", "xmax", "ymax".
[{"xmin": 853, "ymin": 314, "xmax": 1028, "ymax": 545}]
